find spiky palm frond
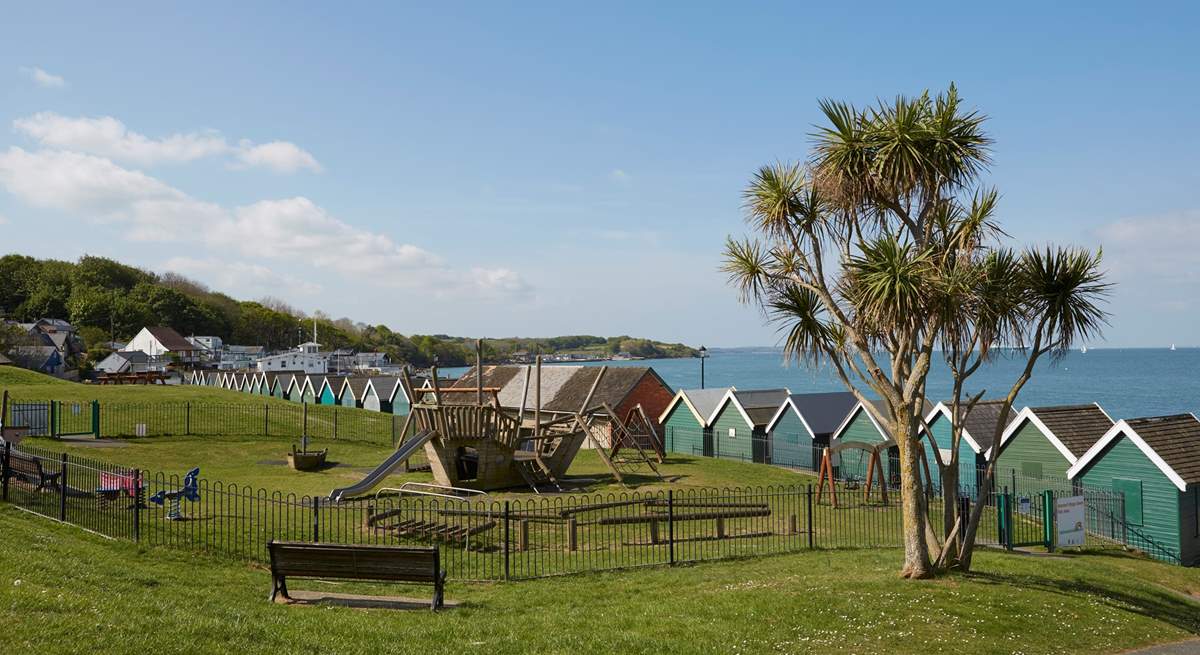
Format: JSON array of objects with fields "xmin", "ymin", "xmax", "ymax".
[
  {"xmin": 769, "ymin": 283, "xmax": 833, "ymax": 365},
  {"xmin": 721, "ymin": 237, "xmax": 773, "ymax": 304},
  {"xmin": 1020, "ymin": 247, "xmax": 1111, "ymax": 356},
  {"xmin": 843, "ymin": 237, "xmax": 937, "ymax": 332}
]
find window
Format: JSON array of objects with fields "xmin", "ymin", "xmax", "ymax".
[
  {"xmin": 728, "ymin": 427, "xmax": 737, "ymax": 439},
  {"xmin": 1021, "ymin": 461, "xmax": 1044, "ymax": 479},
  {"xmin": 1113, "ymin": 478, "xmax": 1143, "ymax": 526}
]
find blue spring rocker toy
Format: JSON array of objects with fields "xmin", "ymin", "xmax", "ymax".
[{"xmin": 149, "ymin": 467, "xmax": 200, "ymax": 520}]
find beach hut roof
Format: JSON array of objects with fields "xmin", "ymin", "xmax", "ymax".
[
  {"xmin": 448, "ymin": 365, "xmax": 668, "ymax": 415},
  {"xmin": 766, "ymin": 391, "xmax": 858, "ymax": 437},
  {"xmin": 319, "ymin": 375, "xmax": 347, "ymax": 396},
  {"xmin": 706, "ymin": 388, "xmax": 791, "ymax": 428},
  {"xmin": 364, "ymin": 376, "xmax": 398, "ymax": 399},
  {"xmin": 658, "ymin": 387, "xmax": 734, "ymax": 426},
  {"xmin": 998, "ymin": 404, "xmax": 1114, "ymax": 463},
  {"xmin": 341, "ymin": 376, "xmax": 371, "ymax": 400},
  {"xmin": 1067, "ymin": 414, "xmax": 1200, "ymax": 491},
  {"xmin": 924, "ymin": 399, "xmax": 1017, "ymax": 459}
]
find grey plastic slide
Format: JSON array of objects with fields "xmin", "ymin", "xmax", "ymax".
[{"xmin": 328, "ymin": 429, "xmax": 435, "ymax": 502}]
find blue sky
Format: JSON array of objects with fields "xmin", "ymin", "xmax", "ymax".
[{"xmin": 1, "ymin": 2, "xmax": 1197, "ymax": 347}]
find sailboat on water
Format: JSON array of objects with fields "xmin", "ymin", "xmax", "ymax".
[
  {"xmin": 1170, "ymin": 343, "xmax": 1177, "ymax": 351},
  {"xmin": 1080, "ymin": 345, "xmax": 1088, "ymax": 354}
]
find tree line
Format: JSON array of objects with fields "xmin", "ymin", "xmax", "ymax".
[{"xmin": 0, "ymin": 254, "xmax": 696, "ymax": 368}]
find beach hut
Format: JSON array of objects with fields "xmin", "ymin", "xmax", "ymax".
[
  {"xmin": 316, "ymin": 375, "xmax": 345, "ymax": 405},
  {"xmin": 285, "ymin": 375, "xmax": 307, "ymax": 402},
  {"xmin": 705, "ymin": 389, "xmax": 791, "ymax": 464},
  {"xmin": 922, "ymin": 400, "xmax": 1015, "ymax": 492},
  {"xmin": 271, "ymin": 372, "xmax": 298, "ymax": 400},
  {"xmin": 259, "ymin": 372, "xmax": 279, "ymax": 396},
  {"xmin": 766, "ymin": 392, "xmax": 857, "ymax": 470},
  {"xmin": 385, "ymin": 378, "xmax": 412, "ymax": 416},
  {"xmin": 993, "ymin": 404, "xmax": 1114, "ymax": 495},
  {"xmin": 361, "ymin": 376, "xmax": 399, "ymax": 412},
  {"xmin": 1067, "ymin": 414, "xmax": 1200, "ymax": 566},
  {"xmin": 339, "ymin": 377, "xmax": 370, "ymax": 409},
  {"xmin": 658, "ymin": 387, "xmax": 733, "ymax": 457},
  {"xmin": 830, "ymin": 399, "xmax": 938, "ymax": 482},
  {"xmin": 242, "ymin": 373, "xmax": 258, "ymax": 393},
  {"xmin": 297, "ymin": 376, "xmax": 321, "ymax": 404}
]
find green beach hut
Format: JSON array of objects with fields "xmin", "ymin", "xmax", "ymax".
[
  {"xmin": 317, "ymin": 375, "xmax": 346, "ymax": 405},
  {"xmin": 362, "ymin": 376, "xmax": 399, "ymax": 412},
  {"xmin": 922, "ymin": 400, "xmax": 1015, "ymax": 492},
  {"xmin": 298, "ymin": 376, "xmax": 321, "ymax": 404},
  {"xmin": 339, "ymin": 377, "xmax": 370, "ymax": 408},
  {"xmin": 765, "ymin": 391, "xmax": 857, "ymax": 470},
  {"xmin": 993, "ymin": 404, "xmax": 1113, "ymax": 495},
  {"xmin": 658, "ymin": 387, "xmax": 733, "ymax": 457},
  {"xmin": 272, "ymin": 372, "xmax": 298, "ymax": 400},
  {"xmin": 386, "ymin": 378, "xmax": 412, "ymax": 416},
  {"xmin": 705, "ymin": 388, "xmax": 790, "ymax": 464},
  {"xmin": 1068, "ymin": 414, "xmax": 1200, "ymax": 566},
  {"xmin": 830, "ymin": 399, "xmax": 893, "ymax": 481}
]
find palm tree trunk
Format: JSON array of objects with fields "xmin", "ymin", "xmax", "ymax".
[
  {"xmin": 939, "ymin": 464, "xmax": 960, "ymax": 567},
  {"xmin": 896, "ymin": 417, "xmax": 933, "ymax": 578}
]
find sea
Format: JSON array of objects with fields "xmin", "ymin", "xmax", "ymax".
[{"xmin": 444, "ymin": 347, "xmax": 1200, "ymax": 420}]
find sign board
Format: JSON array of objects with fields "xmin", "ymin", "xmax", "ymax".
[
  {"xmin": 1018, "ymin": 496, "xmax": 1031, "ymax": 515},
  {"xmin": 1056, "ymin": 495, "xmax": 1086, "ymax": 548}
]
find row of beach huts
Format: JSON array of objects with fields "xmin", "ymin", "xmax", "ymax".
[{"xmin": 659, "ymin": 386, "xmax": 1200, "ymax": 566}]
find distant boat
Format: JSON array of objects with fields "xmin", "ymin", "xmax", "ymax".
[
  {"xmin": 1170, "ymin": 344, "xmax": 1177, "ymax": 351},
  {"xmin": 1080, "ymin": 346, "xmax": 1088, "ymax": 354}
]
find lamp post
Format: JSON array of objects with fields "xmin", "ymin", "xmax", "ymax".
[{"xmin": 699, "ymin": 346, "xmax": 708, "ymax": 389}]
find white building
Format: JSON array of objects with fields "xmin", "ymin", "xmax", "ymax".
[
  {"xmin": 187, "ymin": 336, "xmax": 223, "ymax": 352},
  {"xmin": 125, "ymin": 327, "xmax": 202, "ymax": 363},
  {"xmin": 256, "ymin": 341, "xmax": 327, "ymax": 374}
]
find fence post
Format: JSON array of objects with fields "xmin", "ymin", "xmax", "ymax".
[
  {"xmin": 50, "ymin": 401, "xmax": 59, "ymax": 438},
  {"xmin": 333, "ymin": 406, "xmax": 338, "ymax": 439},
  {"xmin": 185, "ymin": 402, "xmax": 191, "ymax": 435},
  {"xmin": 959, "ymin": 495, "xmax": 970, "ymax": 543},
  {"xmin": 2, "ymin": 442, "xmax": 10, "ymax": 502},
  {"xmin": 806, "ymin": 484, "xmax": 814, "ymax": 549},
  {"xmin": 503, "ymin": 501, "xmax": 511, "ymax": 581},
  {"xmin": 303, "ymin": 402, "xmax": 308, "ymax": 437},
  {"xmin": 668, "ymin": 489, "xmax": 675, "ymax": 566},
  {"xmin": 264, "ymin": 404, "xmax": 269, "ymax": 437},
  {"xmin": 91, "ymin": 400, "xmax": 100, "ymax": 438},
  {"xmin": 133, "ymin": 469, "xmax": 141, "ymax": 543},
  {"xmin": 1000, "ymin": 487, "xmax": 1013, "ymax": 550},
  {"xmin": 312, "ymin": 496, "xmax": 320, "ymax": 543},
  {"xmin": 1043, "ymin": 490, "xmax": 1055, "ymax": 552},
  {"xmin": 391, "ymin": 415, "xmax": 397, "ymax": 448},
  {"xmin": 59, "ymin": 453, "xmax": 68, "ymax": 521}
]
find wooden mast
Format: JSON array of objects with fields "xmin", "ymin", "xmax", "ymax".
[{"xmin": 475, "ymin": 339, "xmax": 483, "ymax": 407}]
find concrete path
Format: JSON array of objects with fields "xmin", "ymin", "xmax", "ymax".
[{"xmin": 1121, "ymin": 638, "xmax": 1200, "ymax": 654}]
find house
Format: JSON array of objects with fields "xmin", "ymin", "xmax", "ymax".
[
  {"xmin": 766, "ymin": 391, "xmax": 858, "ymax": 470},
  {"xmin": 187, "ymin": 336, "xmax": 223, "ymax": 353},
  {"xmin": 339, "ymin": 377, "xmax": 371, "ymax": 408},
  {"xmin": 705, "ymin": 389, "xmax": 791, "ymax": 464},
  {"xmin": 256, "ymin": 341, "xmax": 328, "ymax": 374},
  {"xmin": 922, "ymin": 400, "xmax": 1016, "ymax": 492},
  {"xmin": 658, "ymin": 387, "xmax": 733, "ymax": 457},
  {"xmin": 362, "ymin": 376, "xmax": 400, "ymax": 412},
  {"xmin": 447, "ymin": 365, "xmax": 675, "ymax": 447},
  {"xmin": 830, "ymin": 399, "xmax": 934, "ymax": 483},
  {"xmin": 219, "ymin": 345, "xmax": 265, "ymax": 370},
  {"xmin": 352, "ymin": 352, "xmax": 391, "ymax": 371},
  {"xmin": 993, "ymin": 404, "xmax": 1114, "ymax": 494},
  {"xmin": 318, "ymin": 376, "xmax": 347, "ymax": 405},
  {"xmin": 94, "ymin": 350, "xmax": 152, "ymax": 375},
  {"xmin": 6, "ymin": 346, "xmax": 64, "ymax": 376},
  {"xmin": 125, "ymin": 327, "xmax": 202, "ymax": 364},
  {"xmin": 1067, "ymin": 414, "xmax": 1200, "ymax": 566}
]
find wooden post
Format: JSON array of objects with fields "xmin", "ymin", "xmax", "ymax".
[
  {"xmin": 567, "ymin": 518, "xmax": 578, "ymax": 552},
  {"xmin": 716, "ymin": 516, "xmax": 726, "ymax": 539},
  {"xmin": 518, "ymin": 519, "xmax": 529, "ymax": 552},
  {"xmin": 2, "ymin": 442, "xmax": 10, "ymax": 502},
  {"xmin": 59, "ymin": 453, "xmax": 68, "ymax": 521},
  {"xmin": 475, "ymin": 339, "xmax": 483, "ymax": 407},
  {"xmin": 534, "ymin": 355, "xmax": 542, "ymax": 440},
  {"xmin": 788, "ymin": 514, "xmax": 798, "ymax": 535},
  {"xmin": 649, "ymin": 518, "xmax": 659, "ymax": 545}
]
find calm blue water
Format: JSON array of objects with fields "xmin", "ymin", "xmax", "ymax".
[{"xmin": 446, "ymin": 347, "xmax": 1200, "ymax": 420}]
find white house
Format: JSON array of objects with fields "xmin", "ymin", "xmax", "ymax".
[
  {"xmin": 95, "ymin": 350, "xmax": 153, "ymax": 374},
  {"xmin": 125, "ymin": 327, "xmax": 202, "ymax": 363},
  {"xmin": 256, "ymin": 341, "xmax": 328, "ymax": 374}
]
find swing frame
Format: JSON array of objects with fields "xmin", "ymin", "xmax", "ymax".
[{"xmin": 815, "ymin": 441, "xmax": 933, "ymax": 508}]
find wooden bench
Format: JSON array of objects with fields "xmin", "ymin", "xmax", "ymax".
[
  {"xmin": 267, "ymin": 541, "xmax": 446, "ymax": 609},
  {"xmin": 4, "ymin": 451, "xmax": 62, "ymax": 492}
]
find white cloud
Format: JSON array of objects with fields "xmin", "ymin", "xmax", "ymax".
[
  {"xmin": 1095, "ymin": 210, "xmax": 1200, "ymax": 283},
  {"xmin": 162, "ymin": 256, "xmax": 322, "ymax": 297},
  {"xmin": 609, "ymin": 168, "xmax": 631, "ymax": 182},
  {"xmin": 19, "ymin": 66, "xmax": 65, "ymax": 88},
  {"xmin": 234, "ymin": 140, "xmax": 322, "ymax": 173},
  {"xmin": 0, "ymin": 146, "xmax": 529, "ymax": 301},
  {"xmin": 12, "ymin": 112, "xmax": 320, "ymax": 173}
]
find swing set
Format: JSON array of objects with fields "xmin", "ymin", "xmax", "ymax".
[{"xmin": 815, "ymin": 440, "xmax": 933, "ymax": 508}]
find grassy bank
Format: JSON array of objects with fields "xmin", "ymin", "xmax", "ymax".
[{"xmin": 1, "ymin": 506, "xmax": 1198, "ymax": 654}]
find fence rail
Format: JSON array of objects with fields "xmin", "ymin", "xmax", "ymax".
[
  {"xmin": 4, "ymin": 398, "xmax": 404, "ymax": 446},
  {"xmin": 0, "ymin": 441, "xmax": 1168, "ymax": 580}
]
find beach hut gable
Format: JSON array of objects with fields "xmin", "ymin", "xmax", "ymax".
[
  {"xmin": 766, "ymin": 397, "xmax": 816, "ymax": 440},
  {"xmin": 1067, "ymin": 419, "xmax": 1192, "ymax": 492},
  {"xmin": 1000, "ymin": 407, "xmax": 1079, "ymax": 465},
  {"xmin": 924, "ymin": 402, "xmax": 985, "ymax": 457}
]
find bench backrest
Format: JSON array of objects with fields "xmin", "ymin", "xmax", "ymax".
[
  {"xmin": 7, "ymin": 452, "xmax": 48, "ymax": 477},
  {"xmin": 268, "ymin": 542, "xmax": 440, "ymax": 583}
]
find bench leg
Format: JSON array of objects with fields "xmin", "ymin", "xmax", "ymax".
[
  {"xmin": 432, "ymin": 572, "xmax": 446, "ymax": 611},
  {"xmin": 270, "ymin": 574, "xmax": 289, "ymax": 602}
]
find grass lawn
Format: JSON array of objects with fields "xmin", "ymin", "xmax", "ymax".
[
  {"xmin": 23, "ymin": 434, "xmax": 815, "ymax": 498},
  {"xmin": 1, "ymin": 506, "xmax": 1198, "ymax": 654}
]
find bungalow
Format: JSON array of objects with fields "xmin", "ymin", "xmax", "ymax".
[
  {"xmin": 339, "ymin": 377, "xmax": 371, "ymax": 408},
  {"xmin": 318, "ymin": 376, "xmax": 347, "ymax": 405},
  {"xmin": 125, "ymin": 326, "xmax": 202, "ymax": 364},
  {"xmin": 922, "ymin": 400, "xmax": 1016, "ymax": 492},
  {"xmin": 705, "ymin": 389, "xmax": 791, "ymax": 464},
  {"xmin": 993, "ymin": 404, "xmax": 1114, "ymax": 494},
  {"xmin": 7, "ymin": 346, "xmax": 64, "ymax": 376},
  {"xmin": 1067, "ymin": 414, "xmax": 1200, "ymax": 566},
  {"xmin": 658, "ymin": 387, "xmax": 733, "ymax": 457},
  {"xmin": 94, "ymin": 350, "xmax": 152, "ymax": 375},
  {"xmin": 766, "ymin": 391, "xmax": 857, "ymax": 470},
  {"xmin": 362, "ymin": 376, "xmax": 400, "ymax": 412}
]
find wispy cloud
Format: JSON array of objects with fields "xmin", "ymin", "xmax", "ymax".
[
  {"xmin": 19, "ymin": 66, "xmax": 65, "ymax": 88},
  {"xmin": 609, "ymin": 168, "xmax": 631, "ymax": 182},
  {"xmin": 0, "ymin": 146, "xmax": 530, "ymax": 301},
  {"xmin": 12, "ymin": 112, "xmax": 321, "ymax": 173},
  {"xmin": 162, "ymin": 256, "xmax": 323, "ymax": 297}
]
